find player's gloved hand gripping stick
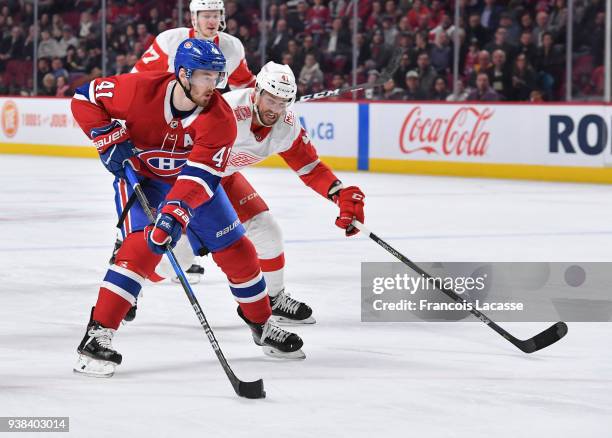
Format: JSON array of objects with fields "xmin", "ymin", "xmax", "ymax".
[
  {"xmin": 349, "ymin": 219, "xmax": 569, "ymax": 354},
  {"xmin": 124, "ymin": 165, "xmax": 266, "ymax": 399}
]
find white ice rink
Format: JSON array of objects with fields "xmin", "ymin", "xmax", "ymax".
[{"xmin": 1, "ymin": 155, "xmax": 611, "ymax": 437}]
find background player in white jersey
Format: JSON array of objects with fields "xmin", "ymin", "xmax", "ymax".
[
  {"xmin": 156, "ymin": 62, "xmax": 366, "ymax": 326},
  {"xmin": 132, "ymin": 0, "xmax": 255, "ymax": 90}
]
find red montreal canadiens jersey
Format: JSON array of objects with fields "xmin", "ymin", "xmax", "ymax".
[
  {"xmin": 71, "ymin": 71, "xmax": 237, "ymax": 208},
  {"xmin": 222, "ymin": 88, "xmax": 339, "ymax": 198},
  {"xmin": 133, "ymin": 28, "xmax": 255, "ymax": 90}
]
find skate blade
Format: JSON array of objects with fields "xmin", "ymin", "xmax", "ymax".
[
  {"xmin": 171, "ymin": 273, "xmax": 201, "ymax": 284},
  {"xmin": 262, "ymin": 346, "xmax": 306, "ymax": 360},
  {"xmin": 73, "ymin": 354, "xmax": 117, "ymax": 377},
  {"xmin": 271, "ymin": 315, "xmax": 316, "ymax": 325}
]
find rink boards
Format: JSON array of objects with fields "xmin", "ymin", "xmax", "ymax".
[{"xmin": 0, "ymin": 97, "xmax": 610, "ymax": 183}]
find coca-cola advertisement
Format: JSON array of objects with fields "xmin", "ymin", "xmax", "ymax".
[{"xmin": 398, "ymin": 106, "xmax": 494, "ymax": 157}]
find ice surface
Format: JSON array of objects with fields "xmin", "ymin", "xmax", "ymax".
[{"xmin": 1, "ymin": 155, "xmax": 611, "ymax": 437}]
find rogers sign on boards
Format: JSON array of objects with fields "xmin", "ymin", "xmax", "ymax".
[
  {"xmin": 550, "ymin": 113, "xmax": 610, "ymax": 155},
  {"xmin": 398, "ymin": 106, "xmax": 494, "ymax": 157}
]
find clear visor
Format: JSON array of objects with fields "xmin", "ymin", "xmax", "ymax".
[
  {"xmin": 189, "ymin": 70, "xmax": 228, "ymax": 88},
  {"xmin": 259, "ymin": 92, "xmax": 291, "ymax": 111}
]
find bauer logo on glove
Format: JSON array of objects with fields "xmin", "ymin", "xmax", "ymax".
[{"xmin": 145, "ymin": 200, "xmax": 193, "ymax": 254}]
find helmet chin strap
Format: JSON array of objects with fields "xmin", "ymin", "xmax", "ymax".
[{"xmin": 177, "ymin": 75, "xmax": 197, "ymax": 105}]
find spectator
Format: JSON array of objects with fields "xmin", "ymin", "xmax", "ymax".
[
  {"xmin": 465, "ymin": 13, "xmax": 488, "ymax": 46},
  {"xmin": 58, "ymin": 25, "xmax": 79, "ymax": 58},
  {"xmin": 40, "ymin": 72, "xmax": 56, "ymax": 96},
  {"xmin": 381, "ymin": 78, "xmax": 405, "ymax": 100},
  {"xmin": 369, "ymin": 29, "xmax": 394, "ymax": 71},
  {"xmin": 510, "ymin": 53, "xmax": 537, "ymax": 100},
  {"xmin": 79, "ymin": 11, "xmax": 94, "ymax": 38},
  {"xmin": 268, "ymin": 19, "xmax": 290, "ymax": 63},
  {"xmin": 226, "ymin": 18, "xmax": 240, "ymax": 39},
  {"xmin": 548, "ymin": 0, "xmax": 568, "ymax": 40},
  {"xmin": 415, "ymin": 52, "xmax": 437, "ymax": 96},
  {"xmin": 366, "ymin": 1, "xmax": 383, "ymax": 31},
  {"xmin": 38, "ymin": 30, "xmax": 62, "ymax": 59},
  {"xmin": 532, "ymin": 11, "xmax": 550, "ymax": 47},
  {"xmin": 516, "ymin": 30, "xmax": 537, "ymax": 67},
  {"xmin": 287, "ymin": 1, "xmax": 308, "ymax": 36},
  {"xmin": 498, "ymin": 12, "xmax": 521, "ymax": 45},
  {"xmin": 55, "ymin": 75, "xmax": 70, "ymax": 97},
  {"xmin": 467, "ymin": 72, "xmax": 501, "ymax": 101},
  {"xmin": 446, "ymin": 79, "xmax": 469, "ymax": 101},
  {"xmin": 468, "ymin": 50, "xmax": 492, "ymax": 86},
  {"xmin": 414, "ymin": 31, "xmax": 430, "ymax": 55},
  {"xmin": 463, "ymin": 38, "xmax": 481, "ymax": 76},
  {"xmin": 287, "ymin": 39, "xmax": 304, "ymax": 73},
  {"xmin": 485, "ymin": 28, "xmax": 515, "ymax": 61},
  {"xmin": 407, "ymin": 0, "xmax": 431, "ymax": 30},
  {"xmin": 530, "ymin": 89, "xmax": 545, "ymax": 102},
  {"xmin": 302, "ymin": 34, "xmax": 320, "ymax": 61},
  {"xmin": 325, "ymin": 18, "xmax": 351, "ymax": 58},
  {"xmin": 67, "ymin": 46, "xmax": 88, "ymax": 73},
  {"xmin": 328, "ymin": 74, "xmax": 347, "ymax": 100},
  {"xmin": 381, "ymin": 17, "xmax": 398, "ymax": 46},
  {"xmin": 486, "ymin": 49, "xmax": 512, "ymax": 99},
  {"xmin": 394, "ymin": 53, "xmax": 415, "ymax": 89},
  {"xmin": 51, "ymin": 57, "xmax": 68, "ymax": 79},
  {"xmin": 404, "ymin": 70, "xmax": 426, "ymax": 100},
  {"xmin": 0, "ymin": 26, "xmax": 25, "ymax": 67},
  {"xmin": 136, "ymin": 23, "xmax": 154, "ymax": 50},
  {"xmin": 480, "ymin": 0, "xmax": 503, "ymax": 33},
  {"xmin": 299, "ymin": 53, "xmax": 324, "ymax": 88},
  {"xmin": 364, "ymin": 69, "xmax": 381, "ymax": 99},
  {"xmin": 383, "ymin": 0, "xmax": 401, "ymax": 22},
  {"xmin": 429, "ymin": 31, "xmax": 451, "ymax": 74},
  {"xmin": 431, "ymin": 77, "xmax": 450, "ymax": 100},
  {"xmin": 147, "ymin": 8, "xmax": 162, "ymax": 35},
  {"xmin": 535, "ymin": 31, "xmax": 563, "ymax": 99},
  {"xmin": 306, "ymin": 0, "xmax": 330, "ymax": 37},
  {"xmin": 114, "ymin": 54, "xmax": 130, "ymax": 75}
]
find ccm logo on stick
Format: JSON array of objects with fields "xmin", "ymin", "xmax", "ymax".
[{"xmin": 550, "ymin": 115, "xmax": 610, "ymax": 155}]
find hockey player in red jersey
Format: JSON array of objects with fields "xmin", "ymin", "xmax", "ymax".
[
  {"xmin": 133, "ymin": 0, "xmax": 255, "ymax": 90},
  {"xmin": 72, "ymin": 39, "xmax": 304, "ymax": 377}
]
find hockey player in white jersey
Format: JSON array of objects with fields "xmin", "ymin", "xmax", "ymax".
[
  {"xmin": 154, "ymin": 62, "xmax": 366, "ymax": 325},
  {"xmin": 132, "ymin": 0, "xmax": 255, "ymax": 89}
]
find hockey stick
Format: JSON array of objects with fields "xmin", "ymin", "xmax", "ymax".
[
  {"xmin": 298, "ymin": 48, "xmax": 403, "ymax": 102},
  {"xmin": 351, "ymin": 220, "xmax": 568, "ymax": 353},
  {"xmin": 124, "ymin": 166, "xmax": 266, "ymax": 399}
]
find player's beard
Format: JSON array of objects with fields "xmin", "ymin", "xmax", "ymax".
[
  {"xmin": 261, "ymin": 110, "xmax": 280, "ymax": 126},
  {"xmin": 192, "ymin": 89, "xmax": 214, "ymax": 108}
]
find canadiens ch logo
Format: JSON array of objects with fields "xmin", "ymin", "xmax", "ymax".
[{"xmin": 138, "ymin": 150, "xmax": 190, "ymax": 177}]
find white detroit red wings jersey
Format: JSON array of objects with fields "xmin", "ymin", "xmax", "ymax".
[
  {"xmin": 222, "ymin": 88, "xmax": 340, "ymax": 198},
  {"xmin": 133, "ymin": 28, "xmax": 255, "ymax": 89}
]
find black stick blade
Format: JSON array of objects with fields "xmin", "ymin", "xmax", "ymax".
[
  {"xmin": 236, "ymin": 379, "xmax": 266, "ymax": 399},
  {"xmin": 517, "ymin": 322, "xmax": 569, "ymax": 353}
]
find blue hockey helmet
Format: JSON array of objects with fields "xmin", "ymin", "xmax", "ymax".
[{"xmin": 174, "ymin": 38, "xmax": 228, "ymax": 88}]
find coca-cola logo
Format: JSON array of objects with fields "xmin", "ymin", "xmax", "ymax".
[{"xmin": 399, "ymin": 106, "xmax": 494, "ymax": 156}]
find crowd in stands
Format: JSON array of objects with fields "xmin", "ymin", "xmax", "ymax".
[{"xmin": 0, "ymin": 0, "xmax": 608, "ymax": 101}]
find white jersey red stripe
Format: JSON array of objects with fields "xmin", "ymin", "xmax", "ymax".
[{"xmin": 132, "ymin": 27, "xmax": 255, "ymax": 90}]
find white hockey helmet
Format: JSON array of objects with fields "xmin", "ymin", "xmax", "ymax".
[
  {"xmin": 255, "ymin": 61, "xmax": 297, "ymax": 106},
  {"xmin": 190, "ymin": 0, "xmax": 226, "ymax": 32}
]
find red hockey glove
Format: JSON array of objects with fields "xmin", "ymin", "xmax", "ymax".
[
  {"xmin": 331, "ymin": 185, "xmax": 365, "ymax": 236},
  {"xmin": 145, "ymin": 200, "xmax": 192, "ymax": 254}
]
